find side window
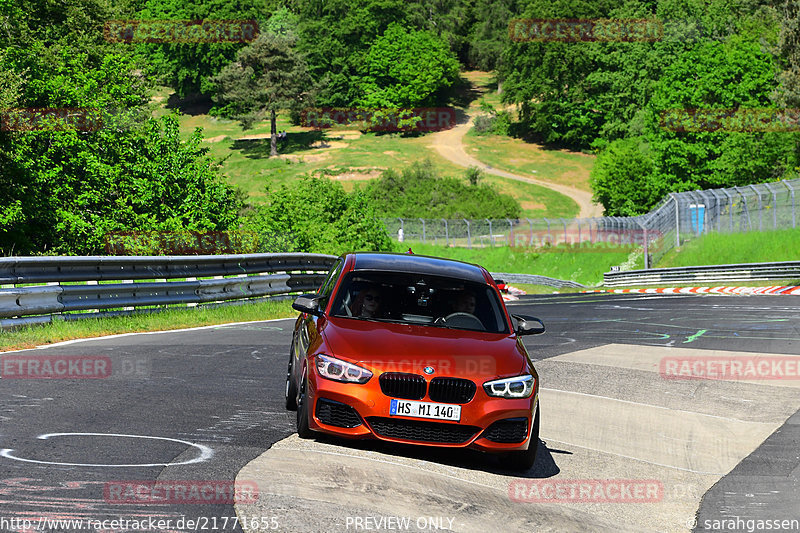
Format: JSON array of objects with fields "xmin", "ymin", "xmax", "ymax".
[{"xmin": 317, "ymin": 259, "xmax": 344, "ymax": 300}]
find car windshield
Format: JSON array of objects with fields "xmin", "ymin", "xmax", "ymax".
[{"xmin": 329, "ymin": 270, "xmax": 509, "ymax": 334}]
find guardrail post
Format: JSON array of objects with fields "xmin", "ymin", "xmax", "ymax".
[
  {"xmin": 464, "ymin": 219, "xmax": 472, "ymax": 248},
  {"xmin": 748, "ymin": 184, "xmax": 763, "ymax": 231},
  {"xmin": 784, "ymin": 180, "xmax": 796, "ymax": 228}
]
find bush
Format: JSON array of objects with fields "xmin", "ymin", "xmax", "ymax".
[
  {"xmin": 242, "ymin": 176, "xmax": 393, "ymax": 255},
  {"xmin": 472, "ymin": 101, "xmax": 511, "ymax": 136},
  {"xmin": 363, "ymin": 159, "xmax": 521, "ymax": 218}
]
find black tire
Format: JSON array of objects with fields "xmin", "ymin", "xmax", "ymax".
[
  {"xmin": 296, "ymin": 372, "xmax": 313, "ymax": 439},
  {"xmin": 285, "ymin": 344, "xmax": 297, "ymax": 411},
  {"xmin": 504, "ymin": 404, "xmax": 540, "ymax": 471}
]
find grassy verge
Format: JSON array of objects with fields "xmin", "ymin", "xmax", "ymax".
[
  {"xmin": 656, "ymin": 228, "xmax": 800, "ymax": 267},
  {"xmin": 404, "ymin": 242, "xmax": 635, "ymax": 286},
  {"xmin": 0, "ymin": 299, "xmax": 295, "ymax": 353},
  {"xmin": 504, "ymin": 283, "xmax": 570, "ymax": 294}
]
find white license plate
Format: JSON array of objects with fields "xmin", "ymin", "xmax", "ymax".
[{"xmin": 390, "ymin": 399, "xmax": 461, "ymax": 421}]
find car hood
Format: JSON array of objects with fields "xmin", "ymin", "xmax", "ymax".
[{"xmin": 321, "ymin": 317, "xmax": 527, "ymax": 379}]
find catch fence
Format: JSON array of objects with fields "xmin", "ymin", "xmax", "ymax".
[{"xmin": 383, "ymin": 178, "xmax": 799, "ymax": 268}]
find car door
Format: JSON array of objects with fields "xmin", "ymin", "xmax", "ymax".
[{"xmin": 292, "ymin": 258, "xmax": 345, "ymax": 381}]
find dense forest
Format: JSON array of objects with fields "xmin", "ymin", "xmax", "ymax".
[{"xmin": 2, "ymin": 0, "xmax": 799, "ymax": 254}]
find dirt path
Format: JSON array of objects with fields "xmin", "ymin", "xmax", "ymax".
[{"xmin": 429, "ymin": 110, "xmax": 604, "ymax": 219}]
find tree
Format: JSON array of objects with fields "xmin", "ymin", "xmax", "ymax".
[
  {"xmin": 212, "ymin": 32, "xmax": 314, "ymax": 156},
  {"xmin": 776, "ymin": 0, "xmax": 800, "ymax": 108},
  {"xmin": 135, "ymin": 0, "xmax": 278, "ymax": 98},
  {"xmin": 468, "ymin": 0, "xmax": 519, "ymax": 71},
  {"xmin": 645, "ymin": 36, "xmax": 797, "ymax": 191},
  {"xmin": 590, "ymin": 137, "xmax": 661, "ymax": 216},
  {"xmin": 354, "ymin": 23, "xmax": 460, "ymax": 109}
]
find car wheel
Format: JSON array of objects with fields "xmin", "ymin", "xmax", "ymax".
[
  {"xmin": 285, "ymin": 344, "xmax": 297, "ymax": 411},
  {"xmin": 296, "ymin": 371, "xmax": 313, "ymax": 439},
  {"xmin": 505, "ymin": 404, "xmax": 540, "ymax": 471}
]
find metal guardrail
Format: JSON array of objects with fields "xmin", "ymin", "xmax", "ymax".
[
  {"xmin": 0, "ymin": 253, "xmax": 337, "ymax": 328},
  {"xmin": 0, "ymin": 253, "xmax": 592, "ymax": 329},
  {"xmin": 603, "ymin": 261, "xmax": 800, "ymax": 287},
  {"xmin": 491, "ymin": 273, "xmax": 586, "ymax": 289}
]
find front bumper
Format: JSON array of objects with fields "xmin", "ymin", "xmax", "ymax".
[{"xmin": 306, "ymin": 372, "xmax": 538, "ymax": 452}]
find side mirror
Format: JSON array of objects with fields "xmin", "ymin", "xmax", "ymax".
[
  {"xmin": 292, "ymin": 294, "xmax": 322, "ymax": 316},
  {"xmin": 512, "ymin": 314, "xmax": 545, "ymax": 336}
]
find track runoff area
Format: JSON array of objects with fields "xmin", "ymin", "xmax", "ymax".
[{"xmin": 0, "ymin": 291, "xmax": 797, "ymax": 533}]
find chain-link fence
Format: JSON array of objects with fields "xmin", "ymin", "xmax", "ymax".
[{"xmin": 382, "ymin": 178, "xmax": 799, "ymax": 268}]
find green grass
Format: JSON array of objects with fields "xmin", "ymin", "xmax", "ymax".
[
  {"xmin": 403, "ymin": 242, "xmax": 636, "ymax": 286},
  {"xmin": 0, "ymin": 299, "xmax": 295, "ymax": 352},
  {"xmin": 656, "ymin": 228, "xmax": 800, "ymax": 268},
  {"xmin": 504, "ymin": 283, "xmax": 571, "ymax": 294},
  {"xmin": 463, "ymin": 132, "xmax": 595, "ymax": 193}
]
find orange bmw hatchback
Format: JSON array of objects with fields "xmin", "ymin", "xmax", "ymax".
[{"xmin": 286, "ymin": 252, "xmax": 545, "ymax": 470}]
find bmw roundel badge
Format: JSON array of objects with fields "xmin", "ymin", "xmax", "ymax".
[{"xmin": 423, "ymin": 366, "xmax": 435, "ymax": 375}]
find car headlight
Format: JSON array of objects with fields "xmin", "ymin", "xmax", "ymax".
[
  {"xmin": 315, "ymin": 354, "xmax": 373, "ymax": 384},
  {"xmin": 483, "ymin": 374, "xmax": 535, "ymax": 398}
]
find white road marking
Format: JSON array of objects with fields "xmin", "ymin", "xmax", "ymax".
[{"xmin": 0, "ymin": 432, "xmax": 213, "ymax": 467}]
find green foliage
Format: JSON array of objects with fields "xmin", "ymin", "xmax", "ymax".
[
  {"xmin": 363, "ymin": 159, "xmax": 521, "ymax": 218},
  {"xmin": 242, "ymin": 176, "xmax": 393, "ymax": 255},
  {"xmin": 644, "ymin": 36, "xmax": 799, "ymax": 193},
  {"xmin": 500, "ymin": 0, "xmax": 799, "ymax": 213},
  {"xmin": 212, "ymin": 32, "xmax": 314, "ymax": 129},
  {"xmin": 465, "ymin": 165, "xmax": 483, "ymax": 186},
  {"xmin": 354, "ymin": 23, "xmax": 460, "ymax": 108},
  {"xmin": 135, "ymin": 0, "xmax": 278, "ymax": 97},
  {"xmin": 590, "ymin": 137, "xmax": 661, "ymax": 216},
  {"xmin": 293, "ymin": 0, "xmax": 494, "ymax": 107},
  {"xmin": 776, "ymin": 0, "xmax": 800, "ymax": 107},
  {"xmin": 468, "ymin": 0, "xmax": 520, "ymax": 71},
  {"xmin": 2, "ymin": 115, "xmax": 243, "ymax": 255},
  {"xmin": 472, "ymin": 101, "xmax": 511, "ymax": 136}
]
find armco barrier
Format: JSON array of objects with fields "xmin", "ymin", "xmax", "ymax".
[
  {"xmin": 603, "ymin": 261, "xmax": 800, "ymax": 287},
  {"xmin": 492, "ymin": 273, "xmax": 586, "ymax": 289},
  {"xmin": 0, "ymin": 254, "xmax": 337, "ymax": 328}
]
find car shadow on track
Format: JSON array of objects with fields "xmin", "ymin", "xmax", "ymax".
[{"xmin": 306, "ymin": 434, "xmax": 566, "ymax": 478}]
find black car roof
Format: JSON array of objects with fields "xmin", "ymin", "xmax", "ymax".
[{"xmin": 349, "ymin": 252, "xmax": 488, "ymax": 283}]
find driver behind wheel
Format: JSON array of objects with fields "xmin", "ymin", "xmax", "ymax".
[
  {"xmin": 352, "ymin": 287, "xmax": 384, "ymax": 318},
  {"xmin": 452, "ymin": 290, "xmax": 477, "ymax": 314}
]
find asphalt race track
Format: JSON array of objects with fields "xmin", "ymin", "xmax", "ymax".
[{"xmin": 0, "ymin": 293, "xmax": 798, "ymax": 533}]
